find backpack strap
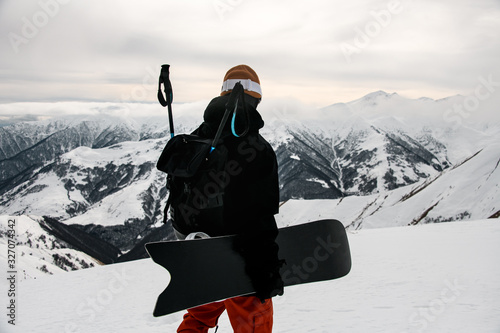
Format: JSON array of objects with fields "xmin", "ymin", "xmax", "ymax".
[
  {"xmin": 230, "ymin": 85, "xmax": 250, "ymax": 138},
  {"xmin": 211, "ymin": 81, "xmax": 245, "ymax": 152}
]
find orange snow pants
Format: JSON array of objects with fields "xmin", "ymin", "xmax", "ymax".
[{"xmin": 177, "ymin": 296, "xmax": 273, "ymax": 333}]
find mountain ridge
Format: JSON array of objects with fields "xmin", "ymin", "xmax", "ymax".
[{"xmin": 1, "ymin": 91, "xmax": 498, "ymax": 267}]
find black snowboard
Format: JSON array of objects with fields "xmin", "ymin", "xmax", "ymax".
[{"xmin": 145, "ymin": 219, "xmax": 351, "ymax": 317}]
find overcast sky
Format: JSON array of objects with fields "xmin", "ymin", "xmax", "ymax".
[{"xmin": 1, "ymin": 0, "xmax": 499, "ymax": 108}]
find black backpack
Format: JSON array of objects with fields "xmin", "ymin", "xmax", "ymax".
[{"xmin": 156, "ymin": 81, "xmax": 248, "ymax": 236}]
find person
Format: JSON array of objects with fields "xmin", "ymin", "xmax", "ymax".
[{"xmin": 176, "ymin": 65, "xmax": 284, "ymax": 332}]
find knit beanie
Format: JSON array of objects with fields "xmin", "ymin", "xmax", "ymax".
[{"xmin": 220, "ymin": 65, "xmax": 262, "ymax": 99}]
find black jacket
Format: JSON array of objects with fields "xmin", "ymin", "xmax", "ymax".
[
  {"xmin": 193, "ymin": 94, "xmax": 284, "ymax": 301},
  {"xmin": 193, "ymin": 94, "xmax": 280, "ymax": 235}
]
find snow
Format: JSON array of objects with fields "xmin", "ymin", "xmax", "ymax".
[
  {"xmin": 1, "ymin": 218, "xmax": 499, "ymax": 332},
  {"xmin": 306, "ymin": 177, "xmax": 330, "ymax": 189},
  {"xmin": 3, "ymin": 172, "xmax": 73, "ymax": 218},
  {"xmin": 276, "ymin": 141, "xmax": 500, "ymax": 230},
  {"xmin": 2, "ymin": 136, "xmax": 167, "ymax": 226},
  {"xmin": 0, "ymin": 216, "xmax": 100, "ymax": 278}
]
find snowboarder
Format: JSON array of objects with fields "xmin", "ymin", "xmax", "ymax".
[{"xmin": 175, "ymin": 65, "xmax": 284, "ymax": 332}]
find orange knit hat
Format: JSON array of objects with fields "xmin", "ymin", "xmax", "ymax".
[{"xmin": 220, "ymin": 65, "xmax": 262, "ymax": 99}]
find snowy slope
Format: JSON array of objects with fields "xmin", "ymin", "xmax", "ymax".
[
  {"xmin": 319, "ymin": 91, "xmax": 499, "ymax": 165},
  {"xmin": 1, "ymin": 219, "xmax": 499, "ymax": 332},
  {"xmin": 277, "ymin": 141, "xmax": 500, "ymax": 230},
  {"xmin": 0, "ymin": 216, "xmax": 101, "ymax": 278},
  {"xmin": 1, "ymin": 138, "xmax": 166, "ymax": 226}
]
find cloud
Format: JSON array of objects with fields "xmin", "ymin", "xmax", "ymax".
[{"xmin": 0, "ymin": 0, "xmax": 499, "ymax": 108}]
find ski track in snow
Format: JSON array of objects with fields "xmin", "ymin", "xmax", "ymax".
[{"xmin": 1, "ymin": 219, "xmax": 499, "ymax": 332}]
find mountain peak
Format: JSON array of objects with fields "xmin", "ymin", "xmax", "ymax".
[
  {"xmin": 365, "ymin": 90, "xmax": 391, "ymax": 98},
  {"xmin": 351, "ymin": 91, "xmax": 401, "ymax": 105}
]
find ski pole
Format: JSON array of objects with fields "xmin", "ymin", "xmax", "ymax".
[{"xmin": 157, "ymin": 64, "xmax": 175, "ymax": 138}]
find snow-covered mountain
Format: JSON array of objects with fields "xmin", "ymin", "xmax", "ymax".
[
  {"xmin": 0, "ymin": 215, "xmax": 102, "ymax": 277},
  {"xmin": 0, "ymin": 91, "xmax": 499, "ymax": 263},
  {"xmin": 277, "ymin": 142, "xmax": 500, "ymax": 229}
]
